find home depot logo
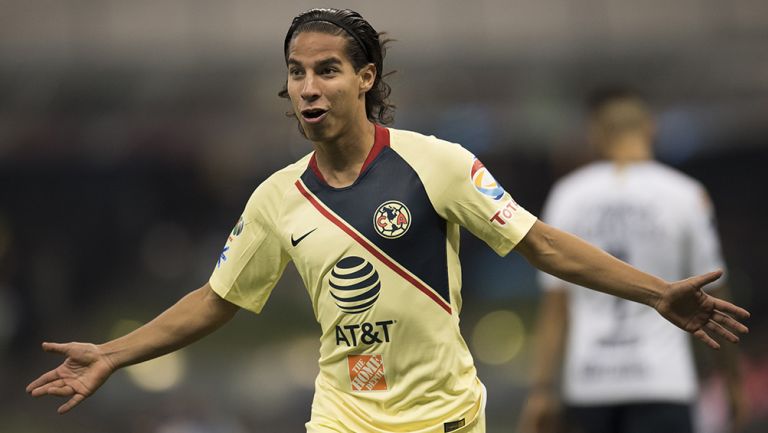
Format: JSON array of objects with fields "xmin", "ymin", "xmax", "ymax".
[{"xmin": 347, "ymin": 354, "xmax": 387, "ymax": 391}]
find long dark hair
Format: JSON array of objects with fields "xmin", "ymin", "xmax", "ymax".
[{"xmin": 278, "ymin": 8, "xmax": 395, "ymax": 126}]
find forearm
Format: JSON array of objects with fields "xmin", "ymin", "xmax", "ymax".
[
  {"xmin": 530, "ymin": 290, "xmax": 568, "ymax": 389},
  {"xmin": 99, "ymin": 283, "xmax": 238, "ymax": 369},
  {"xmin": 517, "ymin": 221, "xmax": 667, "ymax": 307}
]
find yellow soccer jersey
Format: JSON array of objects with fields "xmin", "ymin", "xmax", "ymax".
[{"xmin": 209, "ymin": 125, "xmax": 537, "ymax": 433}]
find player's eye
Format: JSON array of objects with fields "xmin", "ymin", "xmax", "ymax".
[
  {"xmin": 289, "ymin": 67, "xmax": 304, "ymax": 77},
  {"xmin": 320, "ymin": 67, "xmax": 338, "ymax": 76}
]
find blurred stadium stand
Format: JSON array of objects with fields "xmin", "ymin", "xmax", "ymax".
[{"xmin": 2, "ymin": 1, "xmax": 767, "ymax": 432}]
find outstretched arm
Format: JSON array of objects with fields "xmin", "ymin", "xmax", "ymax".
[
  {"xmin": 516, "ymin": 221, "xmax": 750, "ymax": 349},
  {"xmin": 26, "ymin": 283, "xmax": 239, "ymax": 413}
]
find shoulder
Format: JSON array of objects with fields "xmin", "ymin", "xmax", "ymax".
[
  {"xmin": 549, "ymin": 162, "xmax": 610, "ymax": 198},
  {"xmin": 263, "ymin": 153, "xmax": 313, "ymax": 188},
  {"xmin": 389, "ymin": 127, "xmax": 470, "ymax": 156},
  {"xmin": 387, "ymin": 127, "xmax": 474, "ymax": 179},
  {"xmin": 642, "ymin": 162, "xmax": 707, "ymax": 200},
  {"xmin": 645, "ymin": 161, "xmax": 699, "ymax": 185},
  {"xmin": 560, "ymin": 162, "xmax": 609, "ymax": 185},
  {"xmin": 243, "ymin": 153, "xmax": 312, "ymax": 217}
]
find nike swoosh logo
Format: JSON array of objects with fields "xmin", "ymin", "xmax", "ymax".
[{"xmin": 291, "ymin": 228, "xmax": 317, "ymax": 247}]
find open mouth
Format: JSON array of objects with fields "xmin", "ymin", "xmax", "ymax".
[{"xmin": 301, "ymin": 108, "xmax": 328, "ymax": 123}]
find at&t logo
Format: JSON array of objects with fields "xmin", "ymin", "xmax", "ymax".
[
  {"xmin": 373, "ymin": 200, "xmax": 411, "ymax": 239},
  {"xmin": 329, "ymin": 256, "xmax": 381, "ymax": 313}
]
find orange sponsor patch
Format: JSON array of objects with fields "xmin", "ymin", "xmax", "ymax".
[{"xmin": 348, "ymin": 354, "xmax": 387, "ymax": 391}]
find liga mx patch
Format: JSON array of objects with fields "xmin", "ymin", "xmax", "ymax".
[
  {"xmin": 348, "ymin": 354, "xmax": 387, "ymax": 391},
  {"xmin": 470, "ymin": 158, "xmax": 505, "ymax": 200}
]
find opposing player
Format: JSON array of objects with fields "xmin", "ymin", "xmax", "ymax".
[
  {"xmin": 27, "ymin": 9, "xmax": 749, "ymax": 433},
  {"xmin": 518, "ymin": 88, "xmax": 748, "ymax": 433}
]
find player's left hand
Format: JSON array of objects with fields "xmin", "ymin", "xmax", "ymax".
[{"xmin": 654, "ymin": 270, "xmax": 750, "ymax": 349}]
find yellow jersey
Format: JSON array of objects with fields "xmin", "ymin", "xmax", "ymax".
[{"xmin": 210, "ymin": 125, "xmax": 536, "ymax": 432}]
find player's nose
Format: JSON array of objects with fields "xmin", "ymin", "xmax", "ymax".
[{"xmin": 301, "ymin": 73, "xmax": 321, "ymax": 101}]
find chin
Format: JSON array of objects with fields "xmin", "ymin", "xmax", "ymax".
[
  {"xmin": 302, "ymin": 126, "xmax": 323, "ymax": 141},
  {"xmin": 302, "ymin": 124, "xmax": 335, "ymax": 142}
]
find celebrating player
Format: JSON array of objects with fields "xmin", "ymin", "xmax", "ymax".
[{"xmin": 27, "ymin": 9, "xmax": 749, "ymax": 433}]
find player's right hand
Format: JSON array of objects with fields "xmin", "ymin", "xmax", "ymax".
[{"xmin": 26, "ymin": 341, "xmax": 116, "ymax": 414}]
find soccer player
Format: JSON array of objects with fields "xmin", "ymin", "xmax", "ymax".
[
  {"xmin": 518, "ymin": 88, "xmax": 748, "ymax": 433},
  {"xmin": 27, "ymin": 9, "xmax": 749, "ymax": 433}
]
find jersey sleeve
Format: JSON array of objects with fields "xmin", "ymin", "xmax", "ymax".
[
  {"xmin": 209, "ymin": 179, "xmax": 291, "ymax": 314},
  {"xmin": 685, "ymin": 187, "xmax": 727, "ymax": 287},
  {"xmin": 428, "ymin": 139, "xmax": 537, "ymax": 256}
]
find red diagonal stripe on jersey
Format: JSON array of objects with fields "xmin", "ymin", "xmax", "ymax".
[{"xmin": 295, "ymin": 180, "xmax": 452, "ymax": 314}]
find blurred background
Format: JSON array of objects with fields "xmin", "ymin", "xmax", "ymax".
[{"xmin": 2, "ymin": 1, "xmax": 767, "ymax": 432}]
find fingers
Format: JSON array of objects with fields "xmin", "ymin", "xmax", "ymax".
[
  {"xmin": 712, "ymin": 298, "xmax": 751, "ymax": 321},
  {"xmin": 28, "ymin": 342, "xmax": 75, "ymax": 393},
  {"xmin": 26, "ymin": 370, "xmax": 61, "ymax": 393},
  {"xmin": 712, "ymin": 309, "xmax": 749, "ymax": 334},
  {"xmin": 693, "ymin": 329, "xmax": 720, "ymax": 350},
  {"xmin": 706, "ymin": 320, "xmax": 740, "ymax": 343},
  {"xmin": 29, "ymin": 379, "xmax": 68, "ymax": 397},
  {"xmin": 690, "ymin": 270, "xmax": 724, "ymax": 289},
  {"xmin": 694, "ymin": 307, "xmax": 750, "ymax": 350},
  {"xmin": 46, "ymin": 385, "xmax": 75, "ymax": 397},
  {"xmin": 28, "ymin": 378, "xmax": 87, "ymax": 415},
  {"xmin": 28, "ymin": 341, "xmax": 93, "ymax": 414},
  {"xmin": 42, "ymin": 342, "xmax": 70, "ymax": 355},
  {"xmin": 58, "ymin": 394, "xmax": 86, "ymax": 414}
]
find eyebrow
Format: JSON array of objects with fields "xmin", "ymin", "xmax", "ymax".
[{"xmin": 287, "ymin": 56, "xmax": 343, "ymax": 68}]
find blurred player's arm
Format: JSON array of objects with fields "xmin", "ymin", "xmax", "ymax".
[
  {"xmin": 516, "ymin": 220, "xmax": 750, "ymax": 349},
  {"xmin": 518, "ymin": 289, "xmax": 568, "ymax": 433},
  {"xmin": 26, "ymin": 283, "xmax": 238, "ymax": 414}
]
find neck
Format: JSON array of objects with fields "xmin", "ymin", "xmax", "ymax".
[
  {"xmin": 605, "ymin": 135, "xmax": 653, "ymax": 167},
  {"xmin": 312, "ymin": 117, "xmax": 376, "ymax": 188}
]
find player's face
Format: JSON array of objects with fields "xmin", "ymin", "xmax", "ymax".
[
  {"xmin": 589, "ymin": 99, "xmax": 655, "ymax": 152},
  {"xmin": 286, "ymin": 32, "xmax": 375, "ymax": 143}
]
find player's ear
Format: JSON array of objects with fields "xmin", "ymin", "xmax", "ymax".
[{"xmin": 358, "ymin": 63, "xmax": 376, "ymax": 94}]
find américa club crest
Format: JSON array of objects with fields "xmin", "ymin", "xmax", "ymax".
[{"xmin": 373, "ymin": 200, "xmax": 411, "ymax": 239}]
